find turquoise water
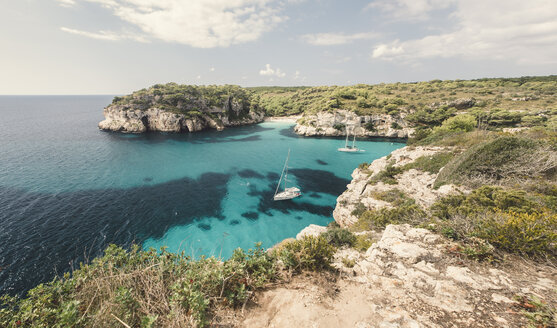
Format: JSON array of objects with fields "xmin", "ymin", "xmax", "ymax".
[{"xmin": 0, "ymin": 96, "xmax": 404, "ymax": 295}]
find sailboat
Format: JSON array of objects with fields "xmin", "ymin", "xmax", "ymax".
[
  {"xmin": 273, "ymin": 149, "xmax": 301, "ymax": 201},
  {"xmin": 338, "ymin": 128, "xmax": 365, "ymax": 152}
]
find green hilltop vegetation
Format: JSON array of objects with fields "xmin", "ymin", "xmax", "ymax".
[
  {"xmin": 110, "ymin": 76, "xmax": 557, "ymax": 134},
  {"xmin": 2, "ymin": 76, "xmax": 556, "ymax": 327}
]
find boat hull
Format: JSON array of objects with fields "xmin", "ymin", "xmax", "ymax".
[{"xmin": 273, "ymin": 187, "xmax": 301, "ymax": 201}]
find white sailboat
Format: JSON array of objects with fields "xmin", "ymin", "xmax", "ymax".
[
  {"xmin": 273, "ymin": 149, "xmax": 301, "ymax": 201},
  {"xmin": 338, "ymin": 128, "xmax": 365, "ymax": 152}
]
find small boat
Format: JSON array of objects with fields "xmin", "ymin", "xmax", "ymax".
[
  {"xmin": 338, "ymin": 128, "xmax": 365, "ymax": 152},
  {"xmin": 273, "ymin": 149, "xmax": 301, "ymax": 201}
]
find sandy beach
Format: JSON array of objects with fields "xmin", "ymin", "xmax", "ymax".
[{"xmin": 263, "ymin": 115, "xmax": 302, "ymax": 122}]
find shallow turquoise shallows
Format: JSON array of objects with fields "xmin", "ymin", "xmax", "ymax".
[{"xmin": 0, "ymin": 96, "xmax": 404, "ymax": 295}]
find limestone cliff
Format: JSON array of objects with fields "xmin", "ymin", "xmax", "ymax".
[
  {"xmin": 98, "ymin": 106, "xmax": 264, "ymax": 133},
  {"xmin": 98, "ymin": 84, "xmax": 264, "ymax": 133},
  {"xmin": 332, "ymin": 146, "xmax": 466, "ymax": 227},
  {"xmin": 294, "ymin": 110, "xmax": 413, "ymax": 138}
]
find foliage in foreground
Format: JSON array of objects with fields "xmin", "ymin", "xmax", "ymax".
[{"xmin": 0, "ymin": 236, "xmax": 336, "ymax": 328}]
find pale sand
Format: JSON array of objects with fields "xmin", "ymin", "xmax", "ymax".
[{"xmin": 263, "ymin": 115, "xmax": 302, "ymax": 122}]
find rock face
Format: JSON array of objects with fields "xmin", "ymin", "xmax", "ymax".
[
  {"xmin": 333, "ymin": 146, "xmax": 466, "ymax": 227},
  {"xmin": 99, "ymin": 106, "xmax": 264, "ymax": 133},
  {"xmin": 329, "ymin": 224, "xmax": 556, "ymax": 327},
  {"xmin": 294, "ymin": 110, "xmax": 413, "ymax": 138}
]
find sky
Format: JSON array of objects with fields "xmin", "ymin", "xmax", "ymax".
[{"xmin": 1, "ymin": 0, "xmax": 556, "ymax": 94}]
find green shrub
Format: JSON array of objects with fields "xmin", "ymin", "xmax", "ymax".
[
  {"xmin": 474, "ymin": 210, "xmax": 556, "ymax": 257},
  {"xmin": 341, "ymin": 257, "xmax": 356, "ymax": 268},
  {"xmin": 274, "ymin": 235, "xmax": 335, "ymax": 271},
  {"xmin": 402, "ymin": 152, "xmax": 455, "ymax": 175},
  {"xmin": 364, "ymin": 122, "xmax": 377, "ymax": 132},
  {"xmin": 369, "ymin": 164, "xmax": 403, "ymax": 185},
  {"xmin": 352, "ymin": 204, "xmax": 427, "ymax": 231},
  {"xmin": 434, "ymin": 114, "xmax": 476, "ymax": 133},
  {"xmin": 370, "ymin": 189, "xmax": 415, "ymax": 207},
  {"xmin": 322, "ymin": 228, "xmax": 356, "ymax": 247},
  {"xmin": 391, "ymin": 122, "xmax": 402, "ymax": 130},
  {"xmin": 353, "ymin": 234, "xmax": 374, "ymax": 252},
  {"xmin": 435, "ymin": 136, "xmax": 556, "ymax": 188},
  {"xmin": 333, "ymin": 123, "xmax": 345, "ymax": 131}
]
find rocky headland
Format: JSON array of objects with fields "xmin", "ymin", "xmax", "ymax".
[{"xmin": 98, "ymin": 84, "xmax": 264, "ymax": 133}]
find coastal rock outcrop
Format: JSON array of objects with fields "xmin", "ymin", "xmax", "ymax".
[
  {"xmin": 294, "ymin": 110, "xmax": 413, "ymax": 138},
  {"xmin": 99, "ymin": 106, "xmax": 264, "ymax": 133},
  {"xmin": 333, "ymin": 146, "xmax": 466, "ymax": 227},
  {"xmin": 98, "ymin": 84, "xmax": 265, "ymax": 133}
]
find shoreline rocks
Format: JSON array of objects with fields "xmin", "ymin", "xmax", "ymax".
[
  {"xmin": 98, "ymin": 106, "xmax": 264, "ymax": 133},
  {"xmin": 294, "ymin": 110, "xmax": 413, "ymax": 138}
]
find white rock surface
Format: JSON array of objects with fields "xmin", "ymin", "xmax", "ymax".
[
  {"xmin": 333, "ymin": 146, "xmax": 466, "ymax": 227},
  {"xmin": 296, "ymin": 224, "xmax": 327, "ymax": 240},
  {"xmin": 294, "ymin": 110, "xmax": 413, "ymax": 138}
]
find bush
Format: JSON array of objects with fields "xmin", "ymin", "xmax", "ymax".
[
  {"xmin": 402, "ymin": 152, "xmax": 455, "ymax": 175},
  {"xmin": 352, "ymin": 204, "xmax": 427, "ymax": 231},
  {"xmin": 369, "ymin": 164, "xmax": 403, "ymax": 185},
  {"xmin": 322, "ymin": 228, "xmax": 356, "ymax": 247},
  {"xmin": 354, "ymin": 234, "xmax": 374, "ymax": 252},
  {"xmin": 364, "ymin": 122, "xmax": 377, "ymax": 132},
  {"xmin": 273, "ymin": 235, "xmax": 335, "ymax": 271},
  {"xmin": 434, "ymin": 114, "xmax": 476, "ymax": 133},
  {"xmin": 333, "ymin": 123, "xmax": 345, "ymax": 131},
  {"xmin": 435, "ymin": 136, "xmax": 557, "ymax": 188},
  {"xmin": 474, "ymin": 210, "xmax": 556, "ymax": 257}
]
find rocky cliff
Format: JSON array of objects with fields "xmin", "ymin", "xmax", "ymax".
[
  {"xmin": 98, "ymin": 106, "xmax": 264, "ymax": 133},
  {"xmin": 332, "ymin": 146, "xmax": 466, "ymax": 227},
  {"xmin": 294, "ymin": 110, "xmax": 413, "ymax": 138},
  {"xmin": 98, "ymin": 84, "xmax": 265, "ymax": 133}
]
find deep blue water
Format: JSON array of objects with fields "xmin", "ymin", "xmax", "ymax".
[{"xmin": 0, "ymin": 96, "xmax": 405, "ymax": 295}]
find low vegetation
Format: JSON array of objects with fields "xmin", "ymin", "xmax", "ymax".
[{"xmin": 0, "ymin": 236, "xmax": 337, "ymax": 328}]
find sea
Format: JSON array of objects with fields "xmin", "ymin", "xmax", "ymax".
[{"xmin": 0, "ymin": 96, "xmax": 405, "ymax": 295}]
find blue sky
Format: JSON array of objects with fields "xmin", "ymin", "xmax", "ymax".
[{"xmin": 1, "ymin": 0, "xmax": 556, "ymax": 94}]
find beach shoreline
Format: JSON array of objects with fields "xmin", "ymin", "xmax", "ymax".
[{"xmin": 263, "ymin": 115, "xmax": 301, "ymax": 122}]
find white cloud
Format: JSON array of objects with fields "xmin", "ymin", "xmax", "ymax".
[
  {"xmin": 62, "ymin": 0, "xmax": 286, "ymax": 48},
  {"xmin": 60, "ymin": 27, "xmax": 148, "ymax": 42},
  {"xmin": 366, "ymin": 0, "xmax": 456, "ymax": 20},
  {"xmin": 372, "ymin": 0, "xmax": 557, "ymax": 65},
  {"xmin": 56, "ymin": 0, "xmax": 76, "ymax": 7},
  {"xmin": 209, "ymin": 67, "xmax": 215, "ymax": 72},
  {"xmin": 259, "ymin": 64, "xmax": 286, "ymax": 77},
  {"xmin": 293, "ymin": 70, "xmax": 301, "ymax": 79},
  {"xmin": 301, "ymin": 32, "xmax": 379, "ymax": 46}
]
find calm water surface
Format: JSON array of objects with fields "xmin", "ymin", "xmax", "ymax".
[{"xmin": 0, "ymin": 96, "xmax": 405, "ymax": 295}]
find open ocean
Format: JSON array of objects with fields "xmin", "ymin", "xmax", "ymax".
[{"xmin": 0, "ymin": 96, "xmax": 405, "ymax": 295}]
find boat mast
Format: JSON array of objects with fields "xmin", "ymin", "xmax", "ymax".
[
  {"xmin": 352, "ymin": 134, "xmax": 356, "ymax": 148},
  {"xmin": 345, "ymin": 128, "xmax": 349, "ymax": 148},
  {"xmin": 283, "ymin": 149, "xmax": 290, "ymax": 191},
  {"xmin": 274, "ymin": 149, "xmax": 290, "ymax": 196}
]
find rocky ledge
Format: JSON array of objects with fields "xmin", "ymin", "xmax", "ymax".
[
  {"xmin": 333, "ymin": 145, "xmax": 466, "ymax": 227},
  {"xmin": 294, "ymin": 110, "xmax": 413, "ymax": 138},
  {"xmin": 99, "ymin": 106, "xmax": 264, "ymax": 133}
]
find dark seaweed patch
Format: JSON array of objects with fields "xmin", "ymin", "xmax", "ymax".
[
  {"xmin": 197, "ymin": 223, "xmax": 211, "ymax": 231},
  {"xmin": 309, "ymin": 193, "xmax": 322, "ymax": 198},
  {"xmin": 238, "ymin": 169, "xmax": 265, "ymax": 179},
  {"xmin": 229, "ymin": 220, "xmax": 240, "ymax": 226},
  {"xmin": 316, "ymin": 159, "xmax": 328, "ymax": 165},
  {"xmin": 143, "ymin": 177, "xmax": 153, "ymax": 182},
  {"xmin": 289, "ymin": 168, "xmax": 350, "ymax": 196},
  {"xmin": 241, "ymin": 212, "xmax": 259, "ymax": 220}
]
